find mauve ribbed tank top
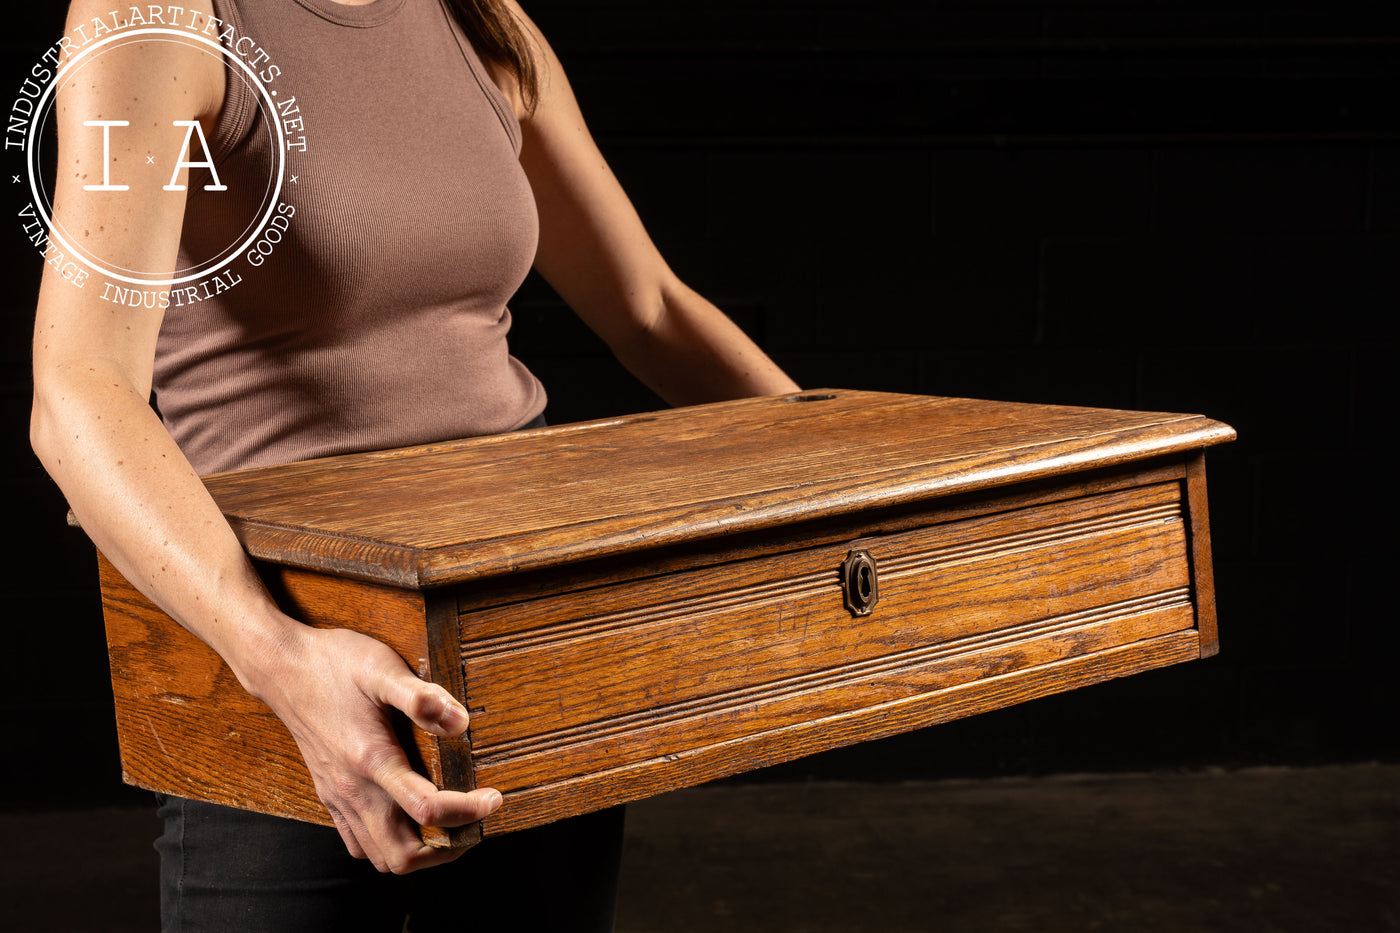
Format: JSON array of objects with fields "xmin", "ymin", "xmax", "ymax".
[{"xmin": 154, "ymin": 0, "xmax": 544, "ymax": 475}]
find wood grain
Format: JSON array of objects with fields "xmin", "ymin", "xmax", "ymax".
[
  {"xmin": 95, "ymin": 391, "xmax": 1234, "ymax": 841},
  {"xmin": 475, "ymin": 599, "xmax": 1195, "ymax": 795},
  {"xmin": 460, "ymin": 483, "xmax": 1190, "ymax": 748},
  {"xmin": 199, "ymin": 391, "xmax": 1235, "ymax": 587},
  {"xmin": 448, "ymin": 458, "xmax": 1193, "ymax": 614},
  {"xmin": 478, "ymin": 632, "xmax": 1204, "ymax": 836},
  {"xmin": 419, "ymin": 590, "xmax": 482, "ymax": 849},
  {"xmin": 1185, "ymin": 452, "xmax": 1222, "ymax": 658},
  {"xmin": 452, "ymin": 478, "xmax": 1197, "ymax": 834},
  {"xmin": 102, "ymin": 558, "xmax": 446, "ymax": 832}
]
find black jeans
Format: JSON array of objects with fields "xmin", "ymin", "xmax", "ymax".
[{"xmin": 154, "ymin": 795, "xmax": 625, "ymax": 932}]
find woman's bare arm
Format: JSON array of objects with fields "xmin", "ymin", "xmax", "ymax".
[
  {"xmin": 501, "ymin": 2, "xmax": 800, "ymax": 405},
  {"xmin": 30, "ymin": 0, "xmax": 499, "ymax": 874}
]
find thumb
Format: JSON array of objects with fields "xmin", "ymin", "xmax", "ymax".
[{"xmin": 373, "ymin": 664, "xmax": 470, "ymax": 738}]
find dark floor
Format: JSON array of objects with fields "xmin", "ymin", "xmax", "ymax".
[{"xmin": 2, "ymin": 764, "xmax": 1395, "ymax": 932}]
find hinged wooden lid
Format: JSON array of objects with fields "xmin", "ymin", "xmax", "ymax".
[{"xmin": 202, "ymin": 390, "xmax": 1235, "ymax": 588}]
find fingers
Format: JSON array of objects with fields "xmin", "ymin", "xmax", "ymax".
[
  {"xmin": 371, "ymin": 656, "xmax": 470, "ymax": 738},
  {"xmin": 276, "ymin": 628, "xmax": 499, "ymax": 873},
  {"xmin": 375, "ymin": 760, "xmax": 503, "ymax": 831},
  {"xmin": 334, "ymin": 688, "xmax": 501, "ymax": 871},
  {"xmin": 324, "ymin": 802, "xmax": 368, "ymax": 861},
  {"xmin": 332, "ymin": 765, "xmax": 501, "ymax": 874},
  {"xmin": 317, "ymin": 767, "xmax": 480, "ymax": 874}
]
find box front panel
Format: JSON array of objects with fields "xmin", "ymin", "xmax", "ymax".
[{"xmin": 460, "ymin": 479, "xmax": 1201, "ymax": 834}]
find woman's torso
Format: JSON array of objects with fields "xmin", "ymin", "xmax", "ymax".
[{"xmin": 154, "ymin": 0, "xmax": 543, "ymax": 475}]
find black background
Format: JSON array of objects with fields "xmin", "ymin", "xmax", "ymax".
[{"xmin": 2, "ymin": 1, "xmax": 1395, "ymax": 808}]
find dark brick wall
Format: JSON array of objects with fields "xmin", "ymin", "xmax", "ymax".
[{"xmin": 2, "ymin": 2, "xmax": 1394, "ymax": 805}]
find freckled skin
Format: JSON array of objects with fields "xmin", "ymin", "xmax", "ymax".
[
  {"xmin": 31, "ymin": 0, "xmax": 503, "ymax": 877},
  {"xmin": 34, "ymin": 0, "xmax": 796, "ymax": 878}
]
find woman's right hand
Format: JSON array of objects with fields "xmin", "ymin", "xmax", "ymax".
[{"xmin": 243, "ymin": 623, "xmax": 503, "ymax": 873}]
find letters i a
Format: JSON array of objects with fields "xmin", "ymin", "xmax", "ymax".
[{"xmin": 82, "ymin": 120, "xmax": 227, "ymax": 193}]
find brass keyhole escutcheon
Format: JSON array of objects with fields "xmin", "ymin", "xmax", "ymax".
[{"xmin": 841, "ymin": 549, "xmax": 879, "ymax": 617}]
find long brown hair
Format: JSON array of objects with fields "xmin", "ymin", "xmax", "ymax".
[{"xmin": 444, "ymin": 0, "xmax": 541, "ymax": 114}]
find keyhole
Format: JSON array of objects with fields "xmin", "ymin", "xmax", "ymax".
[{"xmin": 841, "ymin": 549, "xmax": 879, "ymax": 617}]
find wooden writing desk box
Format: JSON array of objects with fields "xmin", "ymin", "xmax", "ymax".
[{"xmin": 101, "ymin": 390, "xmax": 1235, "ymax": 848}]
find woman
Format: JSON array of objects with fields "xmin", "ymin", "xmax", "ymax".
[{"xmin": 29, "ymin": 0, "xmax": 798, "ymax": 927}]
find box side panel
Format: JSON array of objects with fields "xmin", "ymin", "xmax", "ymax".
[
  {"xmin": 101, "ymin": 558, "xmax": 436, "ymax": 828},
  {"xmin": 1185, "ymin": 452, "xmax": 1221, "ymax": 657}
]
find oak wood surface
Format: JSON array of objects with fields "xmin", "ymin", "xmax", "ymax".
[
  {"xmin": 1185, "ymin": 453, "xmax": 1222, "ymax": 657},
  {"xmin": 459, "ymin": 478, "xmax": 1198, "ymax": 833},
  {"xmin": 200, "ymin": 391, "xmax": 1235, "ymax": 588},
  {"xmin": 461, "ymin": 483, "xmax": 1189, "ymax": 748},
  {"xmin": 102, "ymin": 559, "xmax": 446, "ymax": 830},
  {"xmin": 450, "ymin": 458, "xmax": 1194, "ymax": 613},
  {"xmin": 420, "ymin": 590, "xmax": 481, "ymax": 849},
  {"xmin": 480, "ymin": 632, "xmax": 1204, "ymax": 835},
  {"xmin": 95, "ymin": 391, "xmax": 1235, "ymax": 842}
]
